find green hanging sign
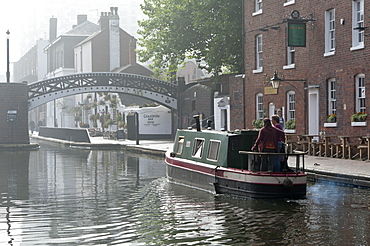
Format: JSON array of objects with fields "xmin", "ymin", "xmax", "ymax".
[{"xmin": 288, "ymin": 21, "xmax": 306, "ymax": 47}]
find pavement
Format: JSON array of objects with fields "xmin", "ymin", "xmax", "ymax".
[{"xmin": 30, "ymin": 134, "xmax": 370, "ymax": 188}]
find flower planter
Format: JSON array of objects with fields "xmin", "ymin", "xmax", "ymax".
[
  {"xmin": 284, "ymin": 129, "xmax": 296, "ymax": 133},
  {"xmin": 351, "ymin": 122, "xmax": 367, "ymax": 127},
  {"xmin": 324, "ymin": 122, "xmax": 337, "ymax": 128},
  {"xmin": 326, "ymin": 118, "xmax": 336, "ymax": 123}
]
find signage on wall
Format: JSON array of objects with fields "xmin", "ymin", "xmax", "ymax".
[
  {"xmin": 264, "ymin": 87, "xmax": 278, "ymax": 95},
  {"xmin": 287, "ymin": 21, "xmax": 306, "ymax": 47}
]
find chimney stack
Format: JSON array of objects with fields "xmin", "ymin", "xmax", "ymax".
[
  {"xmin": 49, "ymin": 17, "xmax": 57, "ymax": 42},
  {"xmin": 77, "ymin": 15, "xmax": 87, "ymax": 25}
]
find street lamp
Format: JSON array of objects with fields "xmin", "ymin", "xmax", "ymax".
[{"xmin": 6, "ymin": 30, "xmax": 10, "ymax": 83}]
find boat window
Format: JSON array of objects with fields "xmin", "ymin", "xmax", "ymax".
[
  {"xmin": 192, "ymin": 138, "xmax": 204, "ymax": 158},
  {"xmin": 207, "ymin": 140, "xmax": 220, "ymax": 161},
  {"xmin": 176, "ymin": 137, "xmax": 184, "ymax": 154}
]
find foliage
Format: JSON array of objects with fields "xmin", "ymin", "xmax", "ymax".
[
  {"xmin": 141, "ymin": 103, "xmax": 158, "ymax": 108},
  {"xmin": 137, "ymin": 0, "xmax": 243, "ymax": 78},
  {"xmin": 79, "ymin": 122, "xmax": 90, "ymax": 128},
  {"xmin": 327, "ymin": 114, "xmax": 336, "ymax": 123},
  {"xmin": 110, "ymin": 98, "xmax": 118, "ymax": 109},
  {"xmin": 351, "ymin": 112, "xmax": 367, "ymax": 122},
  {"xmin": 252, "ymin": 119, "xmax": 263, "ymax": 129},
  {"xmin": 286, "ymin": 120, "xmax": 296, "ymax": 129},
  {"xmin": 103, "ymin": 119, "xmax": 114, "ymax": 129}
]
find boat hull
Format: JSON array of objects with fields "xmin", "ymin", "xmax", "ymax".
[{"xmin": 165, "ymin": 152, "xmax": 307, "ymax": 199}]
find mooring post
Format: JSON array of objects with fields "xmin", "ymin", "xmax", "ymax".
[{"xmin": 135, "ymin": 112, "xmax": 139, "ymax": 145}]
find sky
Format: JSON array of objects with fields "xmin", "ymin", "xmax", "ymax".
[{"xmin": 0, "ymin": 0, "xmax": 145, "ymax": 80}]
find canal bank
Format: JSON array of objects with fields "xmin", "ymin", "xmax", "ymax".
[{"xmin": 30, "ymin": 134, "xmax": 370, "ymax": 188}]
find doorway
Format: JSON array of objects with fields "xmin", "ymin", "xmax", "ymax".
[
  {"xmin": 308, "ymin": 88, "xmax": 319, "ymax": 135},
  {"xmin": 269, "ymin": 102, "xmax": 275, "ymax": 118}
]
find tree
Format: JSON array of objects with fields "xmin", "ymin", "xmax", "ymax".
[{"xmin": 138, "ymin": 0, "xmax": 243, "ymax": 78}]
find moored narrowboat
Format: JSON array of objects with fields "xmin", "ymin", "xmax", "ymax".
[{"xmin": 165, "ymin": 120, "xmax": 307, "ymax": 199}]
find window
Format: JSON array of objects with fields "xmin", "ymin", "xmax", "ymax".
[
  {"xmin": 287, "ymin": 46, "xmax": 295, "ymax": 66},
  {"xmin": 207, "ymin": 140, "xmax": 221, "ymax": 161},
  {"xmin": 287, "ymin": 91, "xmax": 296, "ymax": 121},
  {"xmin": 253, "ymin": 0, "xmax": 262, "ymax": 15},
  {"xmin": 176, "ymin": 137, "xmax": 184, "ymax": 154},
  {"xmin": 352, "ymin": 0, "xmax": 364, "ymax": 50},
  {"xmin": 328, "ymin": 78, "xmax": 336, "ymax": 115},
  {"xmin": 256, "ymin": 93, "xmax": 264, "ymax": 120},
  {"xmin": 325, "ymin": 9, "xmax": 335, "ymax": 55},
  {"xmin": 255, "ymin": 34, "xmax": 263, "ymax": 71},
  {"xmin": 192, "ymin": 138, "xmax": 204, "ymax": 158},
  {"xmin": 284, "ymin": 0, "xmax": 295, "ymax": 6},
  {"xmin": 355, "ymin": 74, "xmax": 366, "ymax": 113}
]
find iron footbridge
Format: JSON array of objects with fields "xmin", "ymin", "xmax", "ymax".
[{"xmin": 28, "ymin": 72, "xmax": 178, "ymax": 110}]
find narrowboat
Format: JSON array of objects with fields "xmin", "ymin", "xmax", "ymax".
[{"xmin": 165, "ymin": 119, "xmax": 307, "ymax": 199}]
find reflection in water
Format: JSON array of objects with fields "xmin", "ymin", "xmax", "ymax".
[
  {"xmin": 0, "ymin": 151, "xmax": 30, "ymax": 245},
  {"xmin": 0, "ymin": 142, "xmax": 370, "ymax": 245}
]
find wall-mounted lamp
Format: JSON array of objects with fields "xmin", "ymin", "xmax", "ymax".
[
  {"xmin": 270, "ymin": 71, "xmax": 283, "ymax": 89},
  {"xmin": 269, "ymin": 71, "xmax": 307, "ymax": 89}
]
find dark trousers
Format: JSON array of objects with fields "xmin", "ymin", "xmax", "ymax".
[{"xmin": 260, "ymin": 148, "xmax": 276, "ymax": 171}]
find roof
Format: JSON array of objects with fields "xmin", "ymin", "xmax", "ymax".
[
  {"xmin": 113, "ymin": 64, "xmax": 153, "ymax": 77},
  {"xmin": 45, "ymin": 21, "xmax": 100, "ymax": 51},
  {"xmin": 64, "ymin": 21, "xmax": 100, "ymax": 36}
]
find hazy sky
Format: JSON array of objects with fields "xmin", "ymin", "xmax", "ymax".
[{"xmin": 0, "ymin": 0, "xmax": 145, "ymax": 79}]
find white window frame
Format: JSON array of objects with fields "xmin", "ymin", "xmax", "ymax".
[
  {"xmin": 287, "ymin": 91, "xmax": 296, "ymax": 121},
  {"xmin": 207, "ymin": 140, "xmax": 221, "ymax": 162},
  {"xmin": 253, "ymin": 34, "xmax": 263, "ymax": 73},
  {"xmin": 324, "ymin": 9, "xmax": 335, "ymax": 56},
  {"xmin": 284, "ymin": 46, "xmax": 295, "ymax": 69},
  {"xmin": 355, "ymin": 74, "xmax": 366, "ymax": 113},
  {"xmin": 192, "ymin": 138, "xmax": 205, "ymax": 158},
  {"xmin": 283, "ymin": 0, "xmax": 295, "ymax": 7},
  {"xmin": 351, "ymin": 0, "xmax": 364, "ymax": 51},
  {"xmin": 256, "ymin": 93, "xmax": 264, "ymax": 120},
  {"xmin": 328, "ymin": 78, "xmax": 336, "ymax": 115},
  {"xmin": 176, "ymin": 136, "xmax": 184, "ymax": 155},
  {"xmin": 253, "ymin": 0, "xmax": 262, "ymax": 16}
]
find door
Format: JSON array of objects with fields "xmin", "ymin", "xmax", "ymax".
[
  {"xmin": 308, "ymin": 89, "xmax": 319, "ymax": 135},
  {"xmin": 269, "ymin": 102, "xmax": 275, "ymax": 118}
]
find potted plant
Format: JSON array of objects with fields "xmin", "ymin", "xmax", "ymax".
[
  {"xmin": 285, "ymin": 119, "xmax": 296, "ymax": 129},
  {"xmin": 326, "ymin": 114, "xmax": 336, "ymax": 123},
  {"xmin": 252, "ymin": 119, "xmax": 263, "ymax": 129},
  {"xmin": 350, "ymin": 112, "xmax": 367, "ymax": 122}
]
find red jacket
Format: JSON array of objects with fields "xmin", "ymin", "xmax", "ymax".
[{"xmin": 252, "ymin": 126, "xmax": 285, "ymax": 152}]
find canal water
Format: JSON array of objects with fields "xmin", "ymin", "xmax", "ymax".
[{"xmin": 0, "ymin": 141, "xmax": 370, "ymax": 245}]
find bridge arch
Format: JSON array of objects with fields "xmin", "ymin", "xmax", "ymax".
[{"xmin": 28, "ymin": 72, "xmax": 177, "ymax": 110}]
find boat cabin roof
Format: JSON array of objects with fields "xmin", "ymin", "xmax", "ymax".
[{"xmin": 172, "ymin": 129, "xmax": 258, "ymax": 168}]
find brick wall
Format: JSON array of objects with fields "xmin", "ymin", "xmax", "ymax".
[
  {"xmin": 232, "ymin": 0, "xmax": 370, "ymax": 136},
  {"xmin": 0, "ymin": 83, "xmax": 30, "ymax": 144},
  {"xmin": 179, "ymin": 84, "xmax": 213, "ymax": 129}
]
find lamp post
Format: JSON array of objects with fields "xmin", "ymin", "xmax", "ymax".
[
  {"xmin": 269, "ymin": 71, "xmax": 307, "ymax": 134},
  {"xmin": 6, "ymin": 30, "xmax": 10, "ymax": 83}
]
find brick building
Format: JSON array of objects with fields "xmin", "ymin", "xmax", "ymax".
[
  {"xmin": 178, "ymin": 74, "xmax": 232, "ymax": 130},
  {"xmin": 230, "ymin": 0, "xmax": 369, "ymax": 136}
]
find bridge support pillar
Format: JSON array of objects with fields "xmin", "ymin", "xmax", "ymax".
[{"xmin": 0, "ymin": 83, "xmax": 30, "ymax": 144}]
